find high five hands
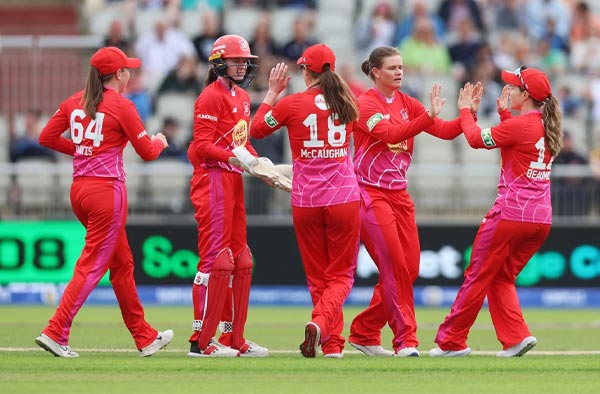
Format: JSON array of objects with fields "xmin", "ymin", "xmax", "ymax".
[
  {"xmin": 428, "ymin": 83, "xmax": 446, "ymax": 118},
  {"xmin": 457, "ymin": 82, "xmax": 484, "ymax": 113}
]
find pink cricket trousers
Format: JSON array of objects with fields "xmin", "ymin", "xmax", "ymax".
[
  {"xmin": 293, "ymin": 201, "xmax": 360, "ymax": 355},
  {"xmin": 349, "ymin": 187, "xmax": 420, "ymax": 351},
  {"xmin": 435, "ymin": 210, "xmax": 550, "ymax": 351},
  {"xmin": 42, "ymin": 177, "xmax": 157, "ymax": 349}
]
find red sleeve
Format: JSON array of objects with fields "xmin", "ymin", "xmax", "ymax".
[
  {"xmin": 119, "ymin": 100, "xmax": 164, "ymax": 161},
  {"xmin": 359, "ymin": 96, "xmax": 433, "ymax": 144},
  {"xmin": 499, "ymin": 108, "xmax": 512, "ymax": 122},
  {"xmin": 424, "ymin": 117, "xmax": 463, "ymax": 140},
  {"xmin": 39, "ymin": 104, "xmax": 75, "ymax": 156},
  {"xmin": 250, "ymin": 95, "xmax": 295, "ymax": 140},
  {"xmin": 460, "ymin": 108, "xmax": 521, "ymax": 149},
  {"xmin": 192, "ymin": 93, "xmax": 233, "ymax": 163}
]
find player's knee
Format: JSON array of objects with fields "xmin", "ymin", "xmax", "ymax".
[
  {"xmin": 193, "ymin": 248, "xmax": 235, "ymax": 286},
  {"xmin": 235, "ymin": 246, "xmax": 254, "ymax": 270}
]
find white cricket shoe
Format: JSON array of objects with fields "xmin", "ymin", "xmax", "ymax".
[
  {"xmin": 35, "ymin": 333, "xmax": 79, "ymax": 358},
  {"xmin": 496, "ymin": 336, "xmax": 537, "ymax": 358},
  {"xmin": 323, "ymin": 352, "xmax": 344, "ymax": 359},
  {"xmin": 240, "ymin": 340, "xmax": 269, "ymax": 357},
  {"xmin": 394, "ymin": 347, "xmax": 420, "ymax": 357},
  {"xmin": 140, "ymin": 330, "xmax": 174, "ymax": 357},
  {"xmin": 429, "ymin": 346, "xmax": 471, "ymax": 357},
  {"xmin": 350, "ymin": 342, "xmax": 394, "ymax": 357},
  {"xmin": 188, "ymin": 338, "xmax": 240, "ymax": 357}
]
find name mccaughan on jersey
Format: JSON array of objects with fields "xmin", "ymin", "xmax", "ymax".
[{"xmin": 300, "ymin": 147, "xmax": 348, "ymax": 159}]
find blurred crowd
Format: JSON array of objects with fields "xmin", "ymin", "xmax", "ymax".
[{"xmin": 6, "ymin": 0, "xmax": 600, "ymax": 217}]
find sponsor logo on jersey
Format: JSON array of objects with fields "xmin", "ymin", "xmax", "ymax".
[
  {"xmin": 481, "ymin": 128, "xmax": 496, "ymax": 147},
  {"xmin": 367, "ymin": 113, "xmax": 384, "ymax": 131},
  {"xmin": 198, "ymin": 114, "xmax": 218, "ymax": 121},
  {"xmin": 232, "ymin": 119, "xmax": 248, "ymax": 147},
  {"xmin": 387, "ymin": 140, "xmax": 408, "ymax": 153},
  {"xmin": 244, "ymin": 102, "xmax": 251, "ymax": 116},
  {"xmin": 314, "ymin": 94, "xmax": 328, "ymax": 111},
  {"xmin": 264, "ymin": 110, "xmax": 278, "ymax": 127},
  {"xmin": 137, "ymin": 130, "xmax": 148, "ymax": 139}
]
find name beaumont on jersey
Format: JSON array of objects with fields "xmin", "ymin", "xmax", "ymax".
[
  {"xmin": 300, "ymin": 147, "xmax": 348, "ymax": 159},
  {"xmin": 526, "ymin": 167, "xmax": 551, "ymax": 181}
]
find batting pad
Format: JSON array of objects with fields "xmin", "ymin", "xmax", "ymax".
[{"xmin": 232, "ymin": 147, "xmax": 292, "ymax": 192}]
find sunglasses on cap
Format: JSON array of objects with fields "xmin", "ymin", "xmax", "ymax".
[{"xmin": 514, "ymin": 65, "xmax": 528, "ymax": 92}]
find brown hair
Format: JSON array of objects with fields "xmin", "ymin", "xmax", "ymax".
[
  {"xmin": 306, "ymin": 66, "xmax": 358, "ymax": 124},
  {"xmin": 82, "ymin": 67, "xmax": 113, "ymax": 119},
  {"xmin": 539, "ymin": 96, "xmax": 563, "ymax": 157},
  {"xmin": 360, "ymin": 46, "xmax": 401, "ymax": 81},
  {"xmin": 204, "ymin": 68, "xmax": 219, "ymax": 87}
]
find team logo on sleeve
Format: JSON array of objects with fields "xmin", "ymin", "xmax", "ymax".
[
  {"xmin": 264, "ymin": 110, "xmax": 278, "ymax": 127},
  {"xmin": 481, "ymin": 128, "xmax": 496, "ymax": 147},
  {"xmin": 367, "ymin": 113, "xmax": 384, "ymax": 131},
  {"xmin": 232, "ymin": 119, "xmax": 248, "ymax": 147}
]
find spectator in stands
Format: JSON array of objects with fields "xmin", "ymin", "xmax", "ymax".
[
  {"xmin": 437, "ymin": 0, "xmax": 486, "ymax": 36},
  {"xmin": 9, "ymin": 109, "xmax": 56, "ymax": 163},
  {"xmin": 192, "ymin": 9, "xmax": 224, "ymax": 65},
  {"xmin": 524, "ymin": 0, "xmax": 570, "ymax": 42},
  {"xmin": 552, "ymin": 131, "xmax": 591, "ymax": 216},
  {"xmin": 349, "ymin": 46, "xmax": 481, "ymax": 358},
  {"xmin": 124, "ymin": 69, "xmax": 153, "ymax": 123},
  {"xmin": 103, "ymin": 19, "xmax": 131, "ymax": 53},
  {"xmin": 570, "ymin": 1, "xmax": 600, "ymax": 44},
  {"xmin": 279, "ymin": 14, "xmax": 317, "ymax": 64},
  {"xmin": 558, "ymin": 86, "xmax": 585, "ymax": 117},
  {"xmin": 247, "ymin": 12, "xmax": 281, "ymax": 109},
  {"xmin": 339, "ymin": 63, "xmax": 368, "ymax": 99},
  {"xmin": 448, "ymin": 19, "xmax": 485, "ymax": 84},
  {"xmin": 395, "ymin": 0, "xmax": 446, "ymax": 46},
  {"xmin": 399, "ymin": 16, "xmax": 452, "ymax": 75},
  {"xmin": 134, "ymin": 17, "xmax": 196, "ymax": 92},
  {"xmin": 355, "ymin": 1, "xmax": 398, "ymax": 61},
  {"xmin": 158, "ymin": 116, "xmax": 188, "ymax": 161},
  {"xmin": 432, "ymin": 67, "xmax": 563, "ymax": 358},
  {"xmin": 489, "ymin": 0, "xmax": 526, "ymax": 34},
  {"xmin": 157, "ymin": 55, "xmax": 202, "ymax": 96},
  {"xmin": 34, "ymin": 46, "xmax": 172, "ymax": 358}
]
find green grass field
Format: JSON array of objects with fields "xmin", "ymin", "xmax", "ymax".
[{"xmin": 1, "ymin": 305, "xmax": 599, "ymax": 394}]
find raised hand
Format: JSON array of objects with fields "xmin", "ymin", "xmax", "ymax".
[
  {"xmin": 496, "ymin": 85, "xmax": 510, "ymax": 113},
  {"xmin": 428, "ymin": 83, "xmax": 446, "ymax": 118},
  {"xmin": 457, "ymin": 82, "xmax": 474, "ymax": 110},
  {"xmin": 470, "ymin": 82, "xmax": 483, "ymax": 114},
  {"xmin": 268, "ymin": 62, "xmax": 290, "ymax": 96}
]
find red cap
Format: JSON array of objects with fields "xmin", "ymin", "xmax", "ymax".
[
  {"xmin": 90, "ymin": 47, "xmax": 141, "ymax": 76},
  {"xmin": 501, "ymin": 66, "xmax": 552, "ymax": 102},
  {"xmin": 297, "ymin": 44, "xmax": 336, "ymax": 73}
]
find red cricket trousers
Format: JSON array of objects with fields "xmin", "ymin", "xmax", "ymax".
[
  {"xmin": 42, "ymin": 177, "xmax": 157, "ymax": 349},
  {"xmin": 349, "ymin": 187, "xmax": 420, "ymax": 351},
  {"xmin": 188, "ymin": 168, "xmax": 248, "ymax": 345},
  {"xmin": 292, "ymin": 201, "xmax": 360, "ymax": 355},
  {"xmin": 435, "ymin": 210, "xmax": 551, "ymax": 351}
]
